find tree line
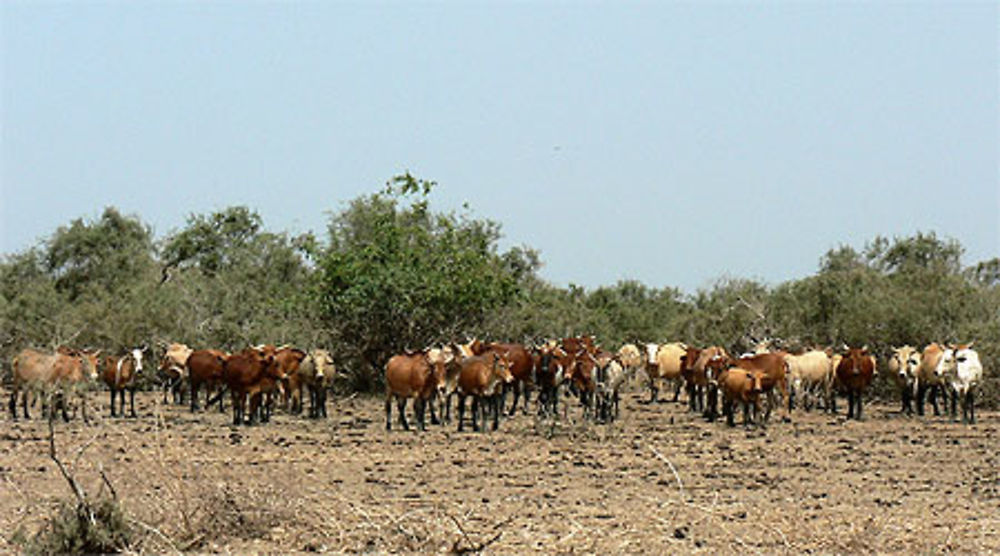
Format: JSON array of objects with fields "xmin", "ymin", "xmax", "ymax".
[{"xmin": 2, "ymin": 174, "xmax": 997, "ymax": 403}]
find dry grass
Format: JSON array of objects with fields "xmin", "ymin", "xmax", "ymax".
[{"xmin": 2, "ymin": 388, "xmax": 999, "ymax": 554}]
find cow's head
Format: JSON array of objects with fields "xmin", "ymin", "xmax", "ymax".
[
  {"xmin": 130, "ymin": 347, "xmax": 144, "ymax": 375},
  {"xmin": 935, "ymin": 348, "xmax": 955, "ymax": 378}
]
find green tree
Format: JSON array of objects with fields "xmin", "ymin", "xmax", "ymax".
[{"xmin": 314, "ymin": 174, "xmax": 525, "ymax": 390}]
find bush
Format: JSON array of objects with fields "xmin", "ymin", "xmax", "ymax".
[{"xmin": 24, "ymin": 498, "xmax": 131, "ymax": 555}]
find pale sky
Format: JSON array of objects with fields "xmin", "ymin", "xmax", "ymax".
[{"xmin": 2, "ymin": 2, "xmax": 997, "ymax": 293}]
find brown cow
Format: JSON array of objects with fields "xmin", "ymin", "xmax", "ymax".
[
  {"xmin": 833, "ymin": 347, "xmax": 876, "ymax": 420},
  {"xmin": 186, "ymin": 349, "xmax": 228, "ymax": 413},
  {"xmin": 916, "ymin": 342, "xmax": 947, "ymax": 416},
  {"xmin": 272, "ymin": 346, "xmax": 306, "ymax": 421},
  {"xmin": 456, "ymin": 352, "xmax": 514, "ymax": 432},
  {"xmin": 566, "ymin": 351, "xmax": 598, "ymax": 420},
  {"xmin": 472, "ymin": 341, "xmax": 535, "ymax": 417},
  {"xmin": 224, "ymin": 347, "xmax": 283, "ymax": 426},
  {"xmin": 385, "ymin": 350, "xmax": 446, "ymax": 431},
  {"xmin": 101, "ymin": 347, "xmax": 144, "ymax": 418},
  {"xmin": 732, "ymin": 352, "xmax": 790, "ymax": 422},
  {"xmin": 9, "ymin": 347, "xmax": 101, "ymax": 422},
  {"xmin": 717, "ymin": 367, "xmax": 765, "ymax": 427}
]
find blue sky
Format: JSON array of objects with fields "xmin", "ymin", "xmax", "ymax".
[{"xmin": 2, "ymin": 2, "xmax": 997, "ymax": 293}]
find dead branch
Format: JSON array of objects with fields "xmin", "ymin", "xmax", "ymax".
[{"xmin": 449, "ymin": 514, "xmax": 513, "ymax": 554}]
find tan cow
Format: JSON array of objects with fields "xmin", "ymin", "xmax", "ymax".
[
  {"xmin": 158, "ymin": 342, "xmax": 192, "ymax": 404},
  {"xmin": 9, "ymin": 347, "xmax": 100, "ymax": 422},
  {"xmin": 642, "ymin": 342, "xmax": 687, "ymax": 403},
  {"xmin": 888, "ymin": 346, "xmax": 920, "ymax": 415},
  {"xmin": 295, "ymin": 349, "xmax": 336, "ymax": 419},
  {"xmin": 784, "ymin": 349, "xmax": 834, "ymax": 412}
]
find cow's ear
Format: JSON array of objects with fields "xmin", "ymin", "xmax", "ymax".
[{"xmin": 966, "ymin": 341, "xmax": 975, "ymax": 349}]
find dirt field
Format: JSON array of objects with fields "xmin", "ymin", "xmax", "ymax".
[{"xmin": 1, "ymin": 389, "xmax": 998, "ymax": 554}]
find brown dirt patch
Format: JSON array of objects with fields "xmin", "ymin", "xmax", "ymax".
[{"xmin": 1, "ymin": 390, "xmax": 998, "ymax": 553}]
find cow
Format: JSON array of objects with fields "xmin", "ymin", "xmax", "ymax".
[
  {"xmin": 9, "ymin": 347, "xmax": 101, "ymax": 422},
  {"xmin": 717, "ymin": 366, "xmax": 765, "ymax": 428},
  {"xmin": 641, "ymin": 342, "xmax": 687, "ymax": 404},
  {"xmin": 532, "ymin": 340, "xmax": 570, "ymax": 418},
  {"xmin": 916, "ymin": 343, "xmax": 948, "ymax": 416},
  {"xmin": 158, "ymin": 342, "xmax": 191, "ymax": 404},
  {"xmin": 264, "ymin": 346, "xmax": 307, "ymax": 420},
  {"xmin": 732, "ymin": 352, "xmax": 791, "ymax": 422},
  {"xmin": 937, "ymin": 343, "xmax": 983, "ymax": 424},
  {"xmin": 295, "ymin": 349, "xmax": 336, "ymax": 419},
  {"xmin": 888, "ymin": 346, "xmax": 921, "ymax": 415},
  {"xmin": 471, "ymin": 341, "xmax": 535, "ymax": 417},
  {"xmin": 833, "ymin": 347, "xmax": 876, "ymax": 420},
  {"xmin": 594, "ymin": 353, "xmax": 631, "ymax": 423},
  {"xmin": 186, "ymin": 349, "xmax": 228, "ymax": 413},
  {"xmin": 384, "ymin": 350, "xmax": 447, "ymax": 431},
  {"xmin": 223, "ymin": 346, "xmax": 283, "ymax": 426},
  {"xmin": 566, "ymin": 351, "xmax": 598, "ymax": 420},
  {"xmin": 683, "ymin": 346, "xmax": 728, "ymax": 414},
  {"xmin": 784, "ymin": 349, "xmax": 835, "ymax": 412},
  {"xmin": 456, "ymin": 351, "xmax": 514, "ymax": 432},
  {"xmin": 101, "ymin": 347, "xmax": 144, "ymax": 418}
]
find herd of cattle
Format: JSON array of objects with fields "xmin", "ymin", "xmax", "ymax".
[{"xmin": 4, "ymin": 336, "xmax": 987, "ymax": 431}]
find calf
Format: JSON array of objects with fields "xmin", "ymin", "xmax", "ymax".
[
  {"xmin": 938, "ymin": 343, "xmax": 983, "ymax": 424},
  {"xmin": 717, "ymin": 367, "xmax": 765, "ymax": 427},
  {"xmin": 888, "ymin": 346, "xmax": 920, "ymax": 415},
  {"xmin": 456, "ymin": 352, "xmax": 514, "ymax": 432},
  {"xmin": 594, "ymin": 355, "xmax": 630, "ymax": 423},
  {"xmin": 385, "ymin": 350, "xmax": 445, "ymax": 431},
  {"xmin": 833, "ymin": 347, "xmax": 876, "ymax": 420},
  {"xmin": 101, "ymin": 347, "xmax": 144, "ymax": 418}
]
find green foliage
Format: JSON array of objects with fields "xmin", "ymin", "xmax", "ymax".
[
  {"xmin": 315, "ymin": 177, "xmax": 523, "ymax": 388},
  {"xmin": 0, "ymin": 179, "xmax": 995, "ymax": 404}
]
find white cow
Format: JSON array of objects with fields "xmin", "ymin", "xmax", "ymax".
[{"xmin": 936, "ymin": 343, "xmax": 983, "ymax": 424}]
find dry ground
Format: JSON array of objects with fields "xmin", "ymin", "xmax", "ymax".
[{"xmin": 1, "ymin": 388, "xmax": 998, "ymax": 554}]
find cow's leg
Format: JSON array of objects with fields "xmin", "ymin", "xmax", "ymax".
[
  {"xmin": 385, "ymin": 394, "xmax": 392, "ymax": 430},
  {"xmin": 457, "ymin": 395, "xmax": 466, "ymax": 432},
  {"xmin": 190, "ymin": 382, "xmax": 200, "ymax": 412},
  {"xmin": 109, "ymin": 388, "xmax": 116, "ymax": 418},
  {"xmin": 929, "ymin": 384, "xmax": 941, "ymax": 416},
  {"xmin": 950, "ymin": 389, "xmax": 958, "ymax": 422},
  {"xmin": 230, "ymin": 390, "xmax": 241, "ymax": 426},
  {"xmin": 492, "ymin": 394, "xmax": 501, "ymax": 431},
  {"xmin": 506, "ymin": 382, "xmax": 518, "ymax": 417},
  {"xmin": 968, "ymin": 391, "xmax": 975, "ymax": 424},
  {"xmin": 469, "ymin": 396, "xmax": 479, "ymax": 432},
  {"xmin": 724, "ymin": 398, "xmax": 735, "ymax": 427},
  {"xmin": 414, "ymin": 398, "xmax": 425, "ymax": 431},
  {"xmin": 8, "ymin": 390, "xmax": 16, "ymax": 421},
  {"xmin": 916, "ymin": 383, "xmax": 927, "ymax": 416},
  {"xmin": 647, "ymin": 376, "xmax": 658, "ymax": 404},
  {"xmin": 397, "ymin": 398, "xmax": 409, "ymax": 431}
]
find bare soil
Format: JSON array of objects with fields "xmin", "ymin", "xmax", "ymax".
[{"xmin": 1, "ymin": 389, "xmax": 998, "ymax": 554}]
